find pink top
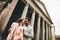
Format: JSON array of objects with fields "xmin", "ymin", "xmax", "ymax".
[
  {"xmin": 7, "ymin": 22, "xmax": 23, "ymax": 40},
  {"xmin": 13, "ymin": 26, "xmax": 23, "ymax": 40}
]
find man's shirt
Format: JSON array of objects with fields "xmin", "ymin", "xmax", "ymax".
[{"xmin": 23, "ymin": 25, "xmax": 34, "ymax": 38}]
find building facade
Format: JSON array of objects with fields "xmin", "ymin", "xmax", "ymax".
[{"xmin": 0, "ymin": 0, "xmax": 55, "ymax": 40}]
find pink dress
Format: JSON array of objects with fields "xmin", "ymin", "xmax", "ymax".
[
  {"xmin": 7, "ymin": 22, "xmax": 23, "ymax": 40},
  {"xmin": 7, "ymin": 22, "xmax": 19, "ymax": 40},
  {"xmin": 13, "ymin": 26, "xmax": 23, "ymax": 40}
]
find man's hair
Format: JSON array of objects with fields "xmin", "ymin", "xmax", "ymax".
[{"xmin": 26, "ymin": 17, "xmax": 30, "ymax": 21}]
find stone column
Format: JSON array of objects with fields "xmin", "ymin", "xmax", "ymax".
[
  {"xmin": 50, "ymin": 26, "xmax": 52, "ymax": 40},
  {"xmin": 36, "ymin": 15, "xmax": 41, "ymax": 40},
  {"xmin": 21, "ymin": 3, "xmax": 29, "ymax": 19},
  {"xmin": 42, "ymin": 19, "xmax": 45, "ymax": 40},
  {"xmin": 28, "ymin": 11, "xmax": 35, "ymax": 40},
  {"xmin": 48, "ymin": 24, "xmax": 49, "ymax": 40},
  {"xmin": 51, "ymin": 25, "xmax": 55, "ymax": 40},
  {"xmin": 48, "ymin": 25, "xmax": 50, "ymax": 40},
  {"xmin": 30, "ymin": 11, "xmax": 35, "ymax": 26},
  {"xmin": 1, "ymin": 0, "xmax": 18, "ymax": 32},
  {"xmin": 46, "ymin": 23, "xmax": 48, "ymax": 40}
]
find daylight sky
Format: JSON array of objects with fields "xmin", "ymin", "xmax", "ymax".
[{"xmin": 41, "ymin": 0, "xmax": 60, "ymax": 35}]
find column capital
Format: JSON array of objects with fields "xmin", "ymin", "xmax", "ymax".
[
  {"xmin": 38, "ymin": 15, "xmax": 41, "ymax": 17},
  {"xmin": 33, "ymin": 10, "xmax": 35, "ymax": 13},
  {"xmin": 26, "ymin": 3, "xmax": 29, "ymax": 7}
]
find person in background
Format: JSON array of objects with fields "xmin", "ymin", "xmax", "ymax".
[
  {"xmin": 7, "ymin": 18, "xmax": 24, "ymax": 40},
  {"xmin": 23, "ymin": 18, "xmax": 34, "ymax": 40}
]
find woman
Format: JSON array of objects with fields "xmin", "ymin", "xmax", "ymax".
[
  {"xmin": 13, "ymin": 19, "xmax": 24, "ymax": 40},
  {"xmin": 7, "ymin": 18, "xmax": 24, "ymax": 40},
  {"xmin": 7, "ymin": 22, "xmax": 19, "ymax": 40}
]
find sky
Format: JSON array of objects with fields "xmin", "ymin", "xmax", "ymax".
[{"xmin": 41, "ymin": 0, "xmax": 60, "ymax": 35}]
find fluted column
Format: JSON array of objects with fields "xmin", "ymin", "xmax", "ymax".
[
  {"xmin": 46, "ymin": 23, "xmax": 48, "ymax": 40},
  {"xmin": 30, "ymin": 11, "xmax": 35, "ymax": 26},
  {"xmin": 48, "ymin": 25, "xmax": 50, "ymax": 40},
  {"xmin": 36, "ymin": 15, "xmax": 41, "ymax": 40},
  {"xmin": 42, "ymin": 19, "xmax": 45, "ymax": 40},
  {"xmin": 48, "ymin": 25, "xmax": 49, "ymax": 40},
  {"xmin": 51, "ymin": 25, "xmax": 55, "ymax": 40},
  {"xmin": 21, "ymin": 3, "xmax": 29, "ymax": 19},
  {"xmin": 50, "ymin": 26, "xmax": 52, "ymax": 40},
  {"xmin": 28, "ymin": 10, "xmax": 35, "ymax": 40},
  {"xmin": 1, "ymin": 0, "xmax": 18, "ymax": 32}
]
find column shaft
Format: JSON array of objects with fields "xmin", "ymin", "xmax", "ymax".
[
  {"xmin": 50, "ymin": 26, "xmax": 52, "ymax": 40},
  {"xmin": 48, "ymin": 25, "xmax": 50, "ymax": 40},
  {"xmin": 1, "ymin": 0, "xmax": 18, "ymax": 32},
  {"xmin": 31, "ymin": 11, "xmax": 35, "ymax": 26},
  {"xmin": 21, "ymin": 3, "xmax": 29, "ymax": 19},
  {"xmin": 42, "ymin": 20, "xmax": 45, "ymax": 40},
  {"xmin": 46, "ymin": 23, "xmax": 48, "ymax": 40},
  {"xmin": 36, "ymin": 15, "xmax": 41, "ymax": 40}
]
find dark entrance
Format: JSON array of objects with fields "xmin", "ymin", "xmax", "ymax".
[{"xmin": 2, "ymin": 0, "xmax": 25, "ymax": 39}]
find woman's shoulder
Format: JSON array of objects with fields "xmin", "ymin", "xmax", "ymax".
[
  {"xmin": 12, "ymin": 22, "xmax": 18, "ymax": 24},
  {"xmin": 11, "ymin": 22, "xmax": 19, "ymax": 26}
]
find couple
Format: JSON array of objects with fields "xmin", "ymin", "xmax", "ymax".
[{"xmin": 7, "ymin": 18, "xmax": 34, "ymax": 40}]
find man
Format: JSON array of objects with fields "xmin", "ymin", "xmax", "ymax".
[{"xmin": 23, "ymin": 18, "xmax": 34, "ymax": 40}]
